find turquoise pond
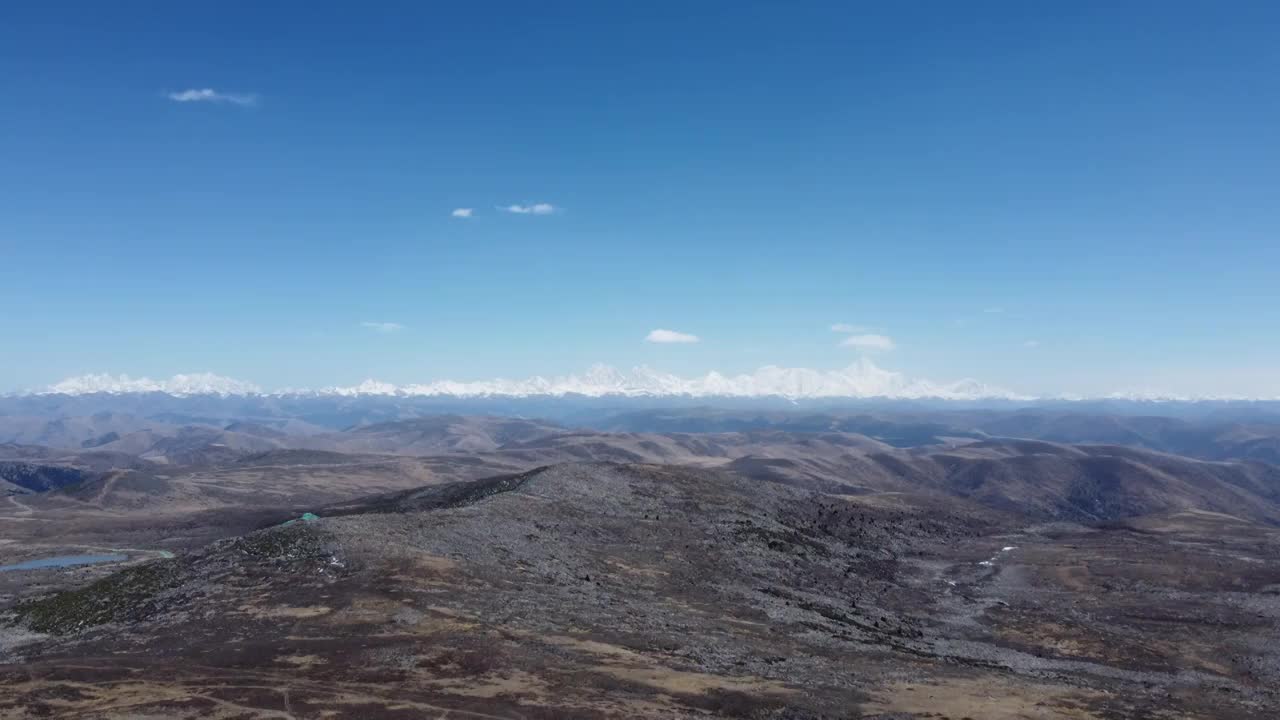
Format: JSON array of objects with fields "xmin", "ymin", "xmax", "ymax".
[{"xmin": 0, "ymin": 554, "xmax": 128, "ymax": 572}]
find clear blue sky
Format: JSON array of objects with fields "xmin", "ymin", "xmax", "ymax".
[{"xmin": 2, "ymin": 2, "xmax": 1278, "ymax": 396}]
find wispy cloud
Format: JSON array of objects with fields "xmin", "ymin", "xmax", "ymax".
[
  {"xmin": 361, "ymin": 321, "xmax": 404, "ymax": 333},
  {"xmin": 645, "ymin": 329, "xmax": 700, "ymax": 344},
  {"xmin": 832, "ymin": 323, "xmax": 893, "ymax": 350},
  {"xmin": 955, "ymin": 306, "xmax": 1008, "ymax": 327},
  {"xmin": 830, "ymin": 323, "xmax": 868, "ymax": 333},
  {"xmin": 500, "ymin": 203, "xmax": 557, "ymax": 215},
  {"xmin": 1023, "ymin": 339, "xmax": 1040, "ymax": 348},
  {"xmin": 167, "ymin": 88, "xmax": 257, "ymax": 106},
  {"xmin": 840, "ymin": 333, "xmax": 896, "ymax": 351},
  {"xmin": 451, "ymin": 208, "xmax": 474, "ymax": 219}
]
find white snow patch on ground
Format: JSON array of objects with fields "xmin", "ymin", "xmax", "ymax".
[{"xmin": 979, "ymin": 545, "xmax": 1018, "ymax": 567}]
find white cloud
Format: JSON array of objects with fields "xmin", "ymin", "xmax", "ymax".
[
  {"xmin": 832, "ymin": 324, "xmax": 894, "ymax": 351},
  {"xmin": 983, "ymin": 306, "xmax": 1005, "ymax": 314},
  {"xmin": 1023, "ymin": 339, "xmax": 1040, "ymax": 348},
  {"xmin": 645, "ymin": 329, "xmax": 700, "ymax": 344},
  {"xmin": 167, "ymin": 88, "xmax": 257, "ymax": 106},
  {"xmin": 500, "ymin": 203, "xmax": 557, "ymax": 215},
  {"xmin": 361, "ymin": 321, "xmax": 404, "ymax": 333},
  {"xmin": 840, "ymin": 334, "xmax": 895, "ymax": 351},
  {"xmin": 451, "ymin": 208, "xmax": 474, "ymax": 218}
]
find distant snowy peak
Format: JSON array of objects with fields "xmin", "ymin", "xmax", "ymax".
[
  {"xmin": 42, "ymin": 361, "xmax": 1027, "ymax": 400},
  {"xmin": 1102, "ymin": 388, "xmax": 1258, "ymax": 403},
  {"xmin": 45, "ymin": 373, "xmax": 263, "ymax": 397}
]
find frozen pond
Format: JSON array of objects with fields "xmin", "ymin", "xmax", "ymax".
[{"xmin": 0, "ymin": 554, "xmax": 128, "ymax": 572}]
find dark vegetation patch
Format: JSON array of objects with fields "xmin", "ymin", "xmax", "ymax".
[
  {"xmin": 581, "ymin": 671, "xmax": 798, "ymax": 720},
  {"xmin": 675, "ymin": 688, "xmax": 793, "ymax": 719},
  {"xmin": 1064, "ymin": 457, "xmax": 1145, "ymax": 520},
  {"xmin": 10, "ymin": 523, "xmax": 340, "ymax": 636},
  {"xmin": 12, "ymin": 559, "xmax": 185, "ymax": 634},
  {"xmin": 735, "ymin": 521, "xmax": 832, "ymax": 559},
  {"xmin": 326, "ymin": 466, "xmax": 546, "ymax": 516},
  {"xmin": 0, "ymin": 462, "xmax": 94, "ymax": 493},
  {"xmin": 80, "ymin": 431, "xmax": 119, "ymax": 448},
  {"xmin": 234, "ymin": 524, "xmax": 329, "ymax": 563},
  {"xmin": 235, "ymin": 448, "xmax": 365, "ymax": 466},
  {"xmin": 415, "ymin": 646, "xmax": 504, "ymax": 677}
]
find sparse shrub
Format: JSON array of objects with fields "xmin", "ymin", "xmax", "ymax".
[
  {"xmin": 236, "ymin": 526, "xmax": 326, "ymax": 562},
  {"xmin": 680, "ymin": 689, "xmax": 786, "ymax": 718}
]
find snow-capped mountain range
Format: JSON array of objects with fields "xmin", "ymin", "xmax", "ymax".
[
  {"xmin": 33, "ymin": 361, "xmax": 1029, "ymax": 401},
  {"xmin": 44, "ymin": 373, "xmax": 265, "ymax": 397},
  {"xmin": 25, "ymin": 363, "xmax": 1275, "ymax": 403}
]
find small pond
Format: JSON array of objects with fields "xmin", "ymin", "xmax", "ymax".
[{"xmin": 0, "ymin": 554, "xmax": 128, "ymax": 572}]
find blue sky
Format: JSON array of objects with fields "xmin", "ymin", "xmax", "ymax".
[{"xmin": 2, "ymin": 2, "xmax": 1278, "ymax": 396}]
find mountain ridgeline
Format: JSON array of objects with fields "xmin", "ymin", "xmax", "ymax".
[{"xmin": 4, "ymin": 407, "xmax": 1280, "ymax": 526}]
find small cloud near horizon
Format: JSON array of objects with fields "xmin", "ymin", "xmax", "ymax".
[
  {"xmin": 1024, "ymin": 339, "xmax": 1040, "ymax": 348},
  {"xmin": 645, "ymin": 329, "xmax": 700, "ymax": 344},
  {"xmin": 983, "ymin": 306, "xmax": 1005, "ymax": 314},
  {"xmin": 830, "ymin": 323, "xmax": 869, "ymax": 333},
  {"xmin": 840, "ymin": 333, "xmax": 895, "ymax": 351},
  {"xmin": 500, "ymin": 203, "xmax": 557, "ymax": 215},
  {"xmin": 451, "ymin": 208, "xmax": 474, "ymax": 218},
  {"xmin": 167, "ymin": 88, "xmax": 257, "ymax": 106},
  {"xmin": 361, "ymin": 321, "xmax": 404, "ymax": 333},
  {"xmin": 832, "ymin": 323, "xmax": 893, "ymax": 350}
]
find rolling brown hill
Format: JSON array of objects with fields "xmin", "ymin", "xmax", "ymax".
[
  {"xmin": 5, "ymin": 462, "xmax": 1277, "ymax": 718},
  {"xmin": 9, "ymin": 419, "xmax": 1280, "ymax": 527}
]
